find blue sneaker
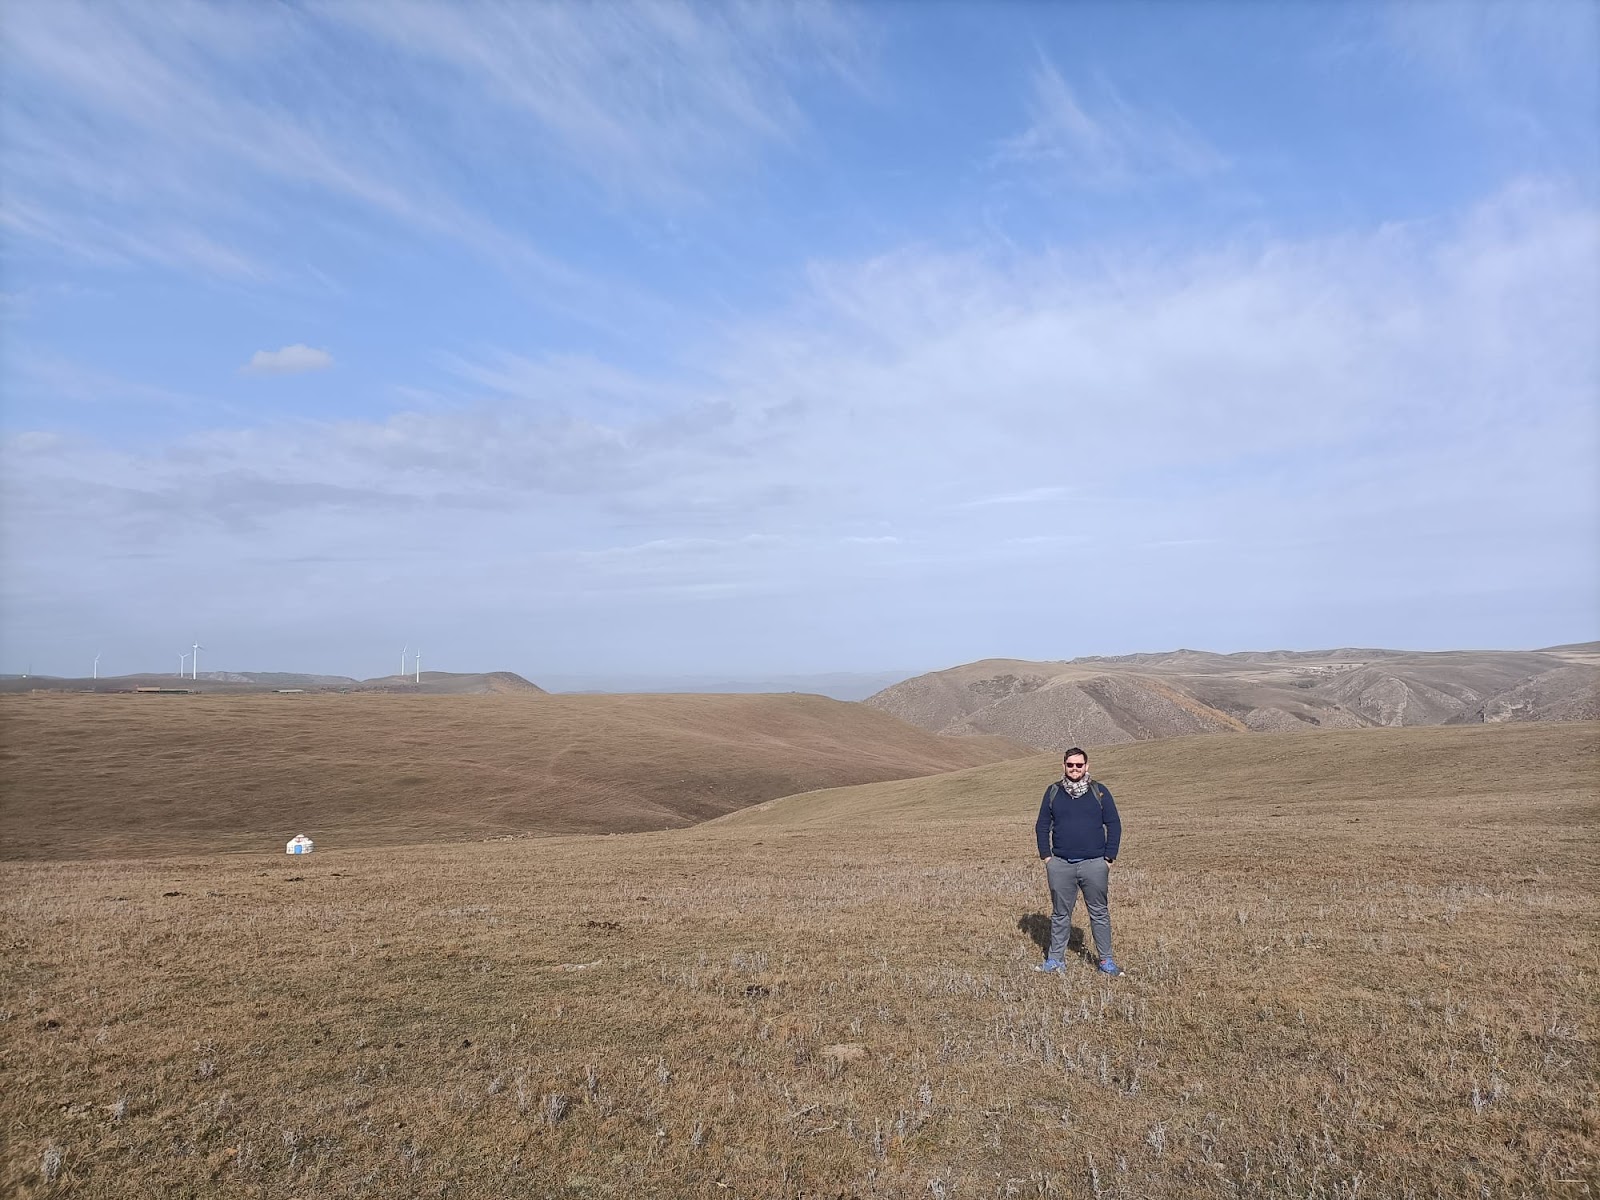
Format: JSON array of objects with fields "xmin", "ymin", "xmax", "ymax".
[
  {"xmin": 1035, "ymin": 958, "xmax": 1065, "ymax": 974},
  {"xmin": 1098, "ymin": 958, "xmax": 1125, "ymax": 976}
]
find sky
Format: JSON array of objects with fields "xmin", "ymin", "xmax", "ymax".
[{"xmin": 2, "ymin": 1, "xmax": 1597, "ymax": 683}]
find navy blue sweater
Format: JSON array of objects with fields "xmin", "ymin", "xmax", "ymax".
[{"xmin": 1035, "ymin": 778, "xmax": 1122, "ymax": 861}]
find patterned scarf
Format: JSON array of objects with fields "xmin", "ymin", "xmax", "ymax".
[{"xmin": 1060, "ymin": 774, "xmax": 1090, "ymax": 799}]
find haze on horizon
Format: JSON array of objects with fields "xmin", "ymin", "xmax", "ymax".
[{"xmin": 2, "ymin": 2, "xmax": 1596, "ymax": 683}]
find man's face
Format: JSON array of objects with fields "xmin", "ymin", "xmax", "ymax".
[{"xmin": 1064, "ymin": 755, "xmax": 1087, "ymax": 778}]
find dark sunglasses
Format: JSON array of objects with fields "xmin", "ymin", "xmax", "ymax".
[{"xmin": 1063, "ymin": 761, "xmax": 1087, "ymax": 769}]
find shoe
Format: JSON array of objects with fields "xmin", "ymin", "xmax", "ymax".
[
  {"xmin": 1035, "ymin": 958, "xmax": 1065, "ymax": 974},
  {"xmin": 1097, "ymin": 958, "xmax": 1124, "ymax": 976}
]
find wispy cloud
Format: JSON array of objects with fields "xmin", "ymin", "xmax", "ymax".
[
  {"xmin": 0, "ymin": 0, "xmax": 863, "ymax": 303},
  {"xmin": 997, "ymin": 58, "xmax": 1225, "ymax": 188},
  {"xmin": 959, "ymin": 486, "xmax": 1071, "ymax": 509},
  {"xmin": 1004, "ymin": 535, "xmax": 1091, "ymax": 547},
  {"xmin": 5, "ymin": 179, "xmax": 1594, "ymax": 672},
  {"xmin": 441, "ymin": 350, "xmax": 699, "ymax": 417},
  {"xmin": 1321, "ymin": 1, "xmax": 1600, "ymax": 167},
  {"xmin": 0, "ymin": 356, "xmax": 223, "ymax": 427},
  {"xmin": 0, "ymin": 197, "xmax": 271, "ymax": 280},
  {"xmin": 9, "ymin": 179, "xmax": 1591, "ymax": 574},
  {"xmin": 576, "ymin": 534, "xmax": 785, "ymax": 562},
  {"xmin": 242, "ymin": 345, "xmax": 334, "ymax": 376},
  {"xmin": 5, "ymin": 6, "xmax": 1595, "ymax": 678},
  {"xmin": 1379, "ymin": 0, "xmax": 1599, "ymax": 86},
  {"xmin": 326, "ymin": 0, "xmax": 863, "ymax": 203}
]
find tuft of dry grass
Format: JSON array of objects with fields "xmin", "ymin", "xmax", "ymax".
[{"xmin": 0, "ymin": 722, "xmax": 1595, "ymax": 1197}]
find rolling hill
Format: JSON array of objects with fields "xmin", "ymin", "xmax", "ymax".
[
  {"xmin": 865, "ymin": 645, "xmax": 1600, "ymax": 750},
  {"xmin": 712, "ymin": 719, "xmax": 1600, "ymax": 832},
  {"xmin": 0, "ymin": 691, "xmax": 1028, "ymax": 860}
]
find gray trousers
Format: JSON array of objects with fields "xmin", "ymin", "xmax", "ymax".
[{"xmin": 1046, "ymin": 856, "xmax": 1112, "ymax": 962}]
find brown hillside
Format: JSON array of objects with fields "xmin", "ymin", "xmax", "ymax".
[
  {"xmin": 867, "ymin": 647, "xmax": 1600, "ymax": 749},
  {"xmin": 942, "ymin": 672, "xmax": 1245, "ymax": 747},
  {"xmin": 0, "ymin": 692, "xmax": 1027, "ymax": 860},
  {"xmin": 1451, "ymin": 663, "xmax": 1600, "ymax": 724}
]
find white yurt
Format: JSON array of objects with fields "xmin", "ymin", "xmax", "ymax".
[{"xmin": 285, "ymin": 834, "xmax": 314, "ymax": 855}]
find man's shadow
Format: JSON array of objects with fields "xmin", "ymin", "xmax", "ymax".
[{"xmin": 1018, "ymin": 913, "xmax": 1085, "ymax": 958}]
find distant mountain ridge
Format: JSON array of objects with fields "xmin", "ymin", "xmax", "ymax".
[
  {"xmin": 539, "ymin": 670, "xmax": 916, "ymax": 702},
  {"xmin": 865, "ymin": 644, "xmax": 1600, "ymax": 750},
  {"xmin": 0, "ymin": 670, "xmax": 546, "ymax": 696}
]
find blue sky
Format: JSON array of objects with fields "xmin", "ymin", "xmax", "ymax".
[{"xmin": 2, "ymin": 1, "xmax": 1596, "ymax": 682}]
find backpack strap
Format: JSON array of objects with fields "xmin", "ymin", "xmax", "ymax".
[{"xmin": 1089, "ymin": 781, "xmax": 1106, "ymax": 817}]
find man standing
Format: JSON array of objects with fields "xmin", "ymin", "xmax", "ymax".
[{"xmin": 1034, "ymin": 747, "xmax": 1124, "ymax": 976}]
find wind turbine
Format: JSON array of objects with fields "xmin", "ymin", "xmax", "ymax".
[
  {"xmin": 191, "ymin": 641, "xmax": 204, "ymax": 680},
  {"xmin": 179, "ymin": 651, "xmax": 190, "ymax": 678},
  {"xmin": 93, "ymin": 653, "xmax": 101, "ymax": 680},
  {"xmin": 414, "ymin": 648, "xmax": 421, "ymax": 684},
  {"xmin": 400, "ymin": 644, "xmax": 408, "ymax": 679}
]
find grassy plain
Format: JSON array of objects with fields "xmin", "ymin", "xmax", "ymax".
[{"xmin": 1, "ymin": 722, "xmax": 1596, "ymax": 1198}]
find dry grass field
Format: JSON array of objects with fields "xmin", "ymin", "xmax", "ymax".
[
  {"xmin": 1, "ymin": 722, "xmax": 1596, "ymax": 1198},
  {"xmin": 0, "ymin": 692, "xmax": 1025, "ymax": 859}
]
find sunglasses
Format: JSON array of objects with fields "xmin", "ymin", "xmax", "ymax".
[{"xmin": 1063, "ymin": 761, "xmax": 1087, "ymax": 769}]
